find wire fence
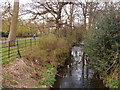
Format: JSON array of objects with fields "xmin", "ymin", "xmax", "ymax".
[{"xmin": 1, "ymin": 38, "xmax": 38, "ymax": 64}]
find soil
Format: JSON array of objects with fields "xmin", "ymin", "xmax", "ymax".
[{"xmin": 2, "ymin": 58, "xmax": 38, "ymax": 88}]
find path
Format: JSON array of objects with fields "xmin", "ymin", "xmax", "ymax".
[{"xmin": 0, "ymin": 37, "xmax": 36, "ymax": 44}]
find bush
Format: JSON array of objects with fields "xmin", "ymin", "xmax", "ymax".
[
  {"xmin": 0, "ymin": 32, "xmax": 9, "ymax": 37},
  {"xmin": 60, "ymin": 29, "xmax": 77, "ymax": 44},
  {"xmin": 24, "ymin": 33, "xmax": 71, "ymax": 87},
  {"xmin": 84, "ymin": 7, "xmax": 119, "ymax": 88},
  {"xmin": 104, "ymin": 75, "xmax": 120, "ymax": 88},
  {"xmin": 25, "ymin": 33, "xmax": 70, "ymax": 67}
]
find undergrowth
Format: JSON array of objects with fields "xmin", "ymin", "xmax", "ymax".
[{"xmin": 24, "ymin": 34, "xmax": 71, "ymax": 87}]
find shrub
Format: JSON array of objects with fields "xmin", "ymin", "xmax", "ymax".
[
  {"xmin": 60, "ymin": 29, "xmax": 77, "ymax": 44},
  {"xmin": 25, "ymin": 33, "xmax": 70, "ymax": 67},
  {"xmin": 24, "ymin": 33, "xmax": 71, "ymax": 87},
  {"xmin": 104, "ymin": 75, "xmax": 120, "ymax": 88},
  {"xmin": 84, "ymin": 7, "xmax": 119, "ymax": 88}
]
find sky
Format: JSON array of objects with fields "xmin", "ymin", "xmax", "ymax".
[
  {"xmin": 0, "ymin": 0, "xmax": 119, "ymax": 5},
  {"xmin": 0, "ymin": 0, "xmax": 32, "ymax": 5},
  {"xmin": 0, "ymin": 0, "xmax": 119, "ymax": 21}
]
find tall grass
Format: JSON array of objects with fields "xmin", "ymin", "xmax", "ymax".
[
  {"xmin": 25, "ymin": 34, "xmax": 70, "ymax": 67},
  {"xmin": 24, "ymin": 34, "xmax": 71, "ymax": 87}
]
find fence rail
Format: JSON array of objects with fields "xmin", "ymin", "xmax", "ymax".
[{"xmin": 1, "ymin": 38, "xmax": 38, "ymax": 64}]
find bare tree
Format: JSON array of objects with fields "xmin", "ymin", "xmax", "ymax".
[
  {"xmin": 8, "ymin": 0, "xmax": 19, "ymax": 46},
  {"xmin": 77, "ymin": 1, "xmax": 99, "ymax": 31},
  {"xmin": 87, "ymin": 2, "xmax": 99, "ymax": 28},
  {"xmin": 80, "ymin": 2, "xmax": 88, "ymax": 31},
  {"xmin": 69, "ymin": 4, "xmax": 75, "ymax": 29},
  {"xmin": 24, "ymin": 1, "xmax": 73, "ymax": 36},
  {"xmin": 1, "ymin": 1, "xmax": 13, "ymax": 32}
]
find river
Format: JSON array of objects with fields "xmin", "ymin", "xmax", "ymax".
[{"xmin": 52, "ymin": 46, "xmax": 108, "ymax": 89}]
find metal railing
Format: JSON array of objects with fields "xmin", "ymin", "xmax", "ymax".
[{"xmin": 1, "ymin": 38, "xmax": 37, "ymax": 64}]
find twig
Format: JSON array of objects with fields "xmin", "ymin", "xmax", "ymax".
[
  {"xmin": 56, "ymin": 74, "xmax": 64, "ymax": 77},
  {"xmin": 105, "ymin": 59, "xmax": 118, "ymax": 74}
]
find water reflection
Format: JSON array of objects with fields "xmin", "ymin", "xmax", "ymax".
[{"xmin": 53, "ymin": 46, "xmax": 107, "ymax": 88}]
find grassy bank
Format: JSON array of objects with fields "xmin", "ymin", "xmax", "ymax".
[
  {"xmin": 2, "ymin": 34, "xmax": 73, "ymax": 88},
  {"xmin": 1, "ymin": 38, "xmax": 37, "ymax": 64},
  {"xmin": 24, "ymin": 34, "xmax": 71, "ymax": 88}
]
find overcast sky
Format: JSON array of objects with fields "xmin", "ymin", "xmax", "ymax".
[
  {"xmin": 0, "ymin": 0, "xmax": 31, "ymax": 4},
  {"xmin": 0, "ymin": 0, "xmax": 119, "ymax": 5},
  {"xmin": 0, "ymin": 0, "xmax": 119, "ymax": 20}
]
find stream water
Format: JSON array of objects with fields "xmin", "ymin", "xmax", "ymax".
[{"xmin": 52, "ymin": 46, "xmax": 108, "ymax": 89}]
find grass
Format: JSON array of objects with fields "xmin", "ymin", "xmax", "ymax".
[
  {"xmin": 104, "ymin": 75, "xmax": 120, "ymax": 88},
  {"xmin": 1, "ymin": 38, "xmax": 38, "ymax": 64},
  {"xmin": 24, "ymin": 34, "xmax": 71, "ymax": 87},
  {"xmin": 2, "ymin": 34, "xmax": 71, "ymax": 88},
  {"xmin": 0, "ymin": 37, "xmax": 30, "ymax": 40}
]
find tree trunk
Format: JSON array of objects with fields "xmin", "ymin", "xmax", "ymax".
[
  {"xmin": 88, "ymin": 12, "xmax": 92, "ymax": 29},
  {"xmin": 84, "ymin": 14, "xmax": 86, "ymax": 31},
  {"xmin": 82, "ymin": 4, "xmax": 87, "ymax": 31},
  {"xmin": 56, "ymin": 19, "xmax": 59, "ymax": 36},
  {"xmin": 8, "ymin": 0, "xmax": 19, "ymax": 46},
  {"xmin": 69, "ymin": 4, "xmax": 74, "ymax": 30}
]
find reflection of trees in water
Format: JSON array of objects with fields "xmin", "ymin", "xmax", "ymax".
[
  {"xmin": 71, "ymin": 48, "xmax": 90, "ymax": 86},
  {"xmin": 69, "ymin": 68, "xmax": 72, "ymax": 76},
  {"xmin": 75, "ymin": 51, "xmax": 77, "ymax": 56},
  {"xmin": 86, "ymin": 66, "xmax": 89, "ymax": 79},
  {"xmin": 71, "ymin": 47, "xmax": 82, "ymax": 57},
  {"xmin": 82, "ymin": 52, "xmax": 85, "ymax": 87},
  {"xmin": 82, "ymin": 52, "xmax": 89, "ymax": 82},
  {"xmin": 54, "ymin": 47, "xmax": 107, "ymax": 88}
]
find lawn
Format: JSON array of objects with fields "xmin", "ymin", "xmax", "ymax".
[{"xmin": 1, "ymin": 38, "xmax": 38, "ymax": 64}]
